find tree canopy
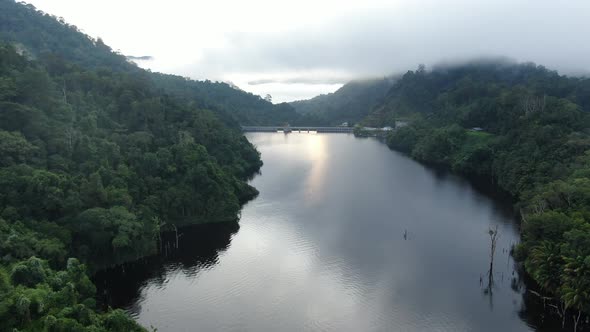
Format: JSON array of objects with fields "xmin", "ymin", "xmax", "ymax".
[
  {"xmin": 0, "ymin": 0, "xmax": 273, "ymax": 330},
  {"xmin": 290, "ymin": 77, "xmax": 395, "ymax": 125}
]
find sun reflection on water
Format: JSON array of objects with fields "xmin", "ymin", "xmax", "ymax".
[{"xmin": 303, "ymin": 134, "xmax": 328, "ymax": 205}]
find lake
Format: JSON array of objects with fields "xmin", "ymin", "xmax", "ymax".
[{"xmin": 95, "ymin": 132, "xmax": 567, "ymax": 331}]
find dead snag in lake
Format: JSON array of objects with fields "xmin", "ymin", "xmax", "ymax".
[
  {"xmin": 482, "ymin": 225, "xmax": 500, "ymax": 310},
  {"xmin": 487, "ymin": 225, "xmax": 499, "ymax": 285}
]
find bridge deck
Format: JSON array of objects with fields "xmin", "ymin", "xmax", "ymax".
[{"xmin": 242, "ymin": 126, "xmax": 354, "ymax": 133}]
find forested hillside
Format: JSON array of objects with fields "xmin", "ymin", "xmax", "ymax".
[
  {"xmin": 0, "ymin": 0, "xmax": 271, "ymax": 330},
  {"xmin": 379, "ymin": 61, "xmax": 590, "ymax": 321},
  {"xmin": 290, "ymin": 77, "xmax": 394, "ymax": 125},
  {"xmin": 151, "ymin": 73, "xmax": 300, "ymax": 126},
  {"xmin": 0, "ymin": 0, "xmax": 299, "ymax": 126}
]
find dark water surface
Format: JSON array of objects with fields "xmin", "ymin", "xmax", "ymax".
[{"xmin": 96, "ymin": 133, "xmax": 568, "ymax": 332}]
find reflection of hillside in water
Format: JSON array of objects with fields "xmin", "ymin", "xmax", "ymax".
[
  {"xmin": 93, "ymin": 222, "xmax": 239, "ymax": 316},
  {"xmin": 93, "ymin": 134, "xmax": 579, "ymax": 332}
]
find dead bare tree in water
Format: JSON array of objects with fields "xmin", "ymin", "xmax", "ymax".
[
  {"xmin": 157, "ymin": 220, "xmax": 184, "ymax": 252},
  {"xmin": 488, "ymin": 225, "xmax": 499, "ymax": 284},
  {"xmin": 153, "ymin": 217, "xmax": 163, "ymax": 253},
  {"xmin": 484, "ymin": 225, "xmax": 500, "ymax": 309},
  {"xmin": 171, "ymin": 224, "xmax": 183, "ymax": 249}
]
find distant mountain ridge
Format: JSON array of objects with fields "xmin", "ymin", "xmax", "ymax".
[
  {"xmin": 0, "ymin": 0, "xmax": 298, "ymax": 126},
  {"xmin": 363, "ymin": 61, "xmax": 590, "ymax": 127},
  {"xmin": 290, "ymin": 77, "xmax": 395, "ymax": 125}
]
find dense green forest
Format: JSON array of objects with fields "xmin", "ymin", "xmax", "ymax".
[
  {"xmin": 377, "ymin": 61, "xmax": 590, "ymax": 324},
  {"xmin": 150, "ymin": 73, "xmax": 301, "ymax": 126},
  {"xmin": 0, "ymin": 0, "xmax": 275, "ymax": 330},
  {"xmin": 290, "ymin": 77, "xmax": 395, "ymax": 125},
  {"xmin": 3, "ymin": 0, "xmax": 590, "ymax": 329}
]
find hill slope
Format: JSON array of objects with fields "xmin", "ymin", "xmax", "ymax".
[
  {"xmin": 364, "ymin": 61, "xmax": 590, "ymax": 126},
  {"xmin": 151, "ymin": 73, "xmax": 300, "ymax": 126},
  {"xmin": 0, "ymin": 0, "xmax": 299, "ymax": 126},
  {"xmin": 0, "ymin": 1, "xmax": 277, "ymax": 330},
  {"xmin": 290, "ymin": 77, "xmax": 395, "ymax": 125}
]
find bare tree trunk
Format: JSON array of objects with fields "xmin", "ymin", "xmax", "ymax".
[
  {"xmin": 482, "ymin": 226, "xmax": 500, "ymax": 310},
  {"xmin": 488, "ymin": 225, "xmax": 499, "ymax": 284},
  {"xmin": 559, "ymin": 301, "xmax": 567, "ymax": 328},
  {"xmin": 573, "ymin": 310, "xmax": 581, "ymax": 332},
  {"xmin": 173, "ymin": 224, "xmax": 179, "ymax": 249},
  {"xmin": 547, "ymin": 300, "xmax": 568, "ymax": 328},
  {"xmin": 153, "ymin": 217, "xmax": 164, "ymax": 253},
  {"xmin": 62, "ymin": 79, "xmax": 68, "ymax": 104}
]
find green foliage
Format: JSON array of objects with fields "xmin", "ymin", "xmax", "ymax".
[
  {"xmin": 151, "ymin": 73, "xmax": 301, "ymax": 126},
  {"xmin": 0, "ymin": 130, "xmax": 35, "ymax": 166},
  {"xmin": 0, "ymin": 257, "xmax": 144, "ymax": 331},
  {"xmin": 290, "ymin": 77, "xmax": 395, "ymax": 125},
  {"xmin": 0, "ymin": 34, "xmax": 261, "ymax": 265},
  {"xmin": 0, "ymin": 1, "xmax": 271, "ymax": 330},
  {"xmin": 11, "ymin": 257, "xmax": 48, "ymax": 287}
]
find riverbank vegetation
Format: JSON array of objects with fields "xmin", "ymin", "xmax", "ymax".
[
  {"xmin": 0, "ymin": 1, "xmax": 268, "ymax": 330},
  {"xmin": 380, "ymin": 61, "xmax": 590, "ymax": 328}
]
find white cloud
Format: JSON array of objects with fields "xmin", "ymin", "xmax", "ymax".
[{"xmin": 26, "ymin": 0, "xmax": 590, "ymax": 102}]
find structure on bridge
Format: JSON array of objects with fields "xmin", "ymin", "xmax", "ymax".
[{"xmin": 241, "ymin": 126, "xmax": 354, "ymax": 133}]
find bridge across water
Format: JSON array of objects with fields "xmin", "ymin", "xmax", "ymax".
[{"xmin": 241, "ymin": 126, "xmax": 353, "ymax": 133}]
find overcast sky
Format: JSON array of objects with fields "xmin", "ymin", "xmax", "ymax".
[{"xmin": 26, "ymin": 0, "xmax": 590, "ymax": 102}]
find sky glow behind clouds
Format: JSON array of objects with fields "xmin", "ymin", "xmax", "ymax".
[{"xmin": 25, "ymin": 0, "xmax": 590, "ymax": 102}]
